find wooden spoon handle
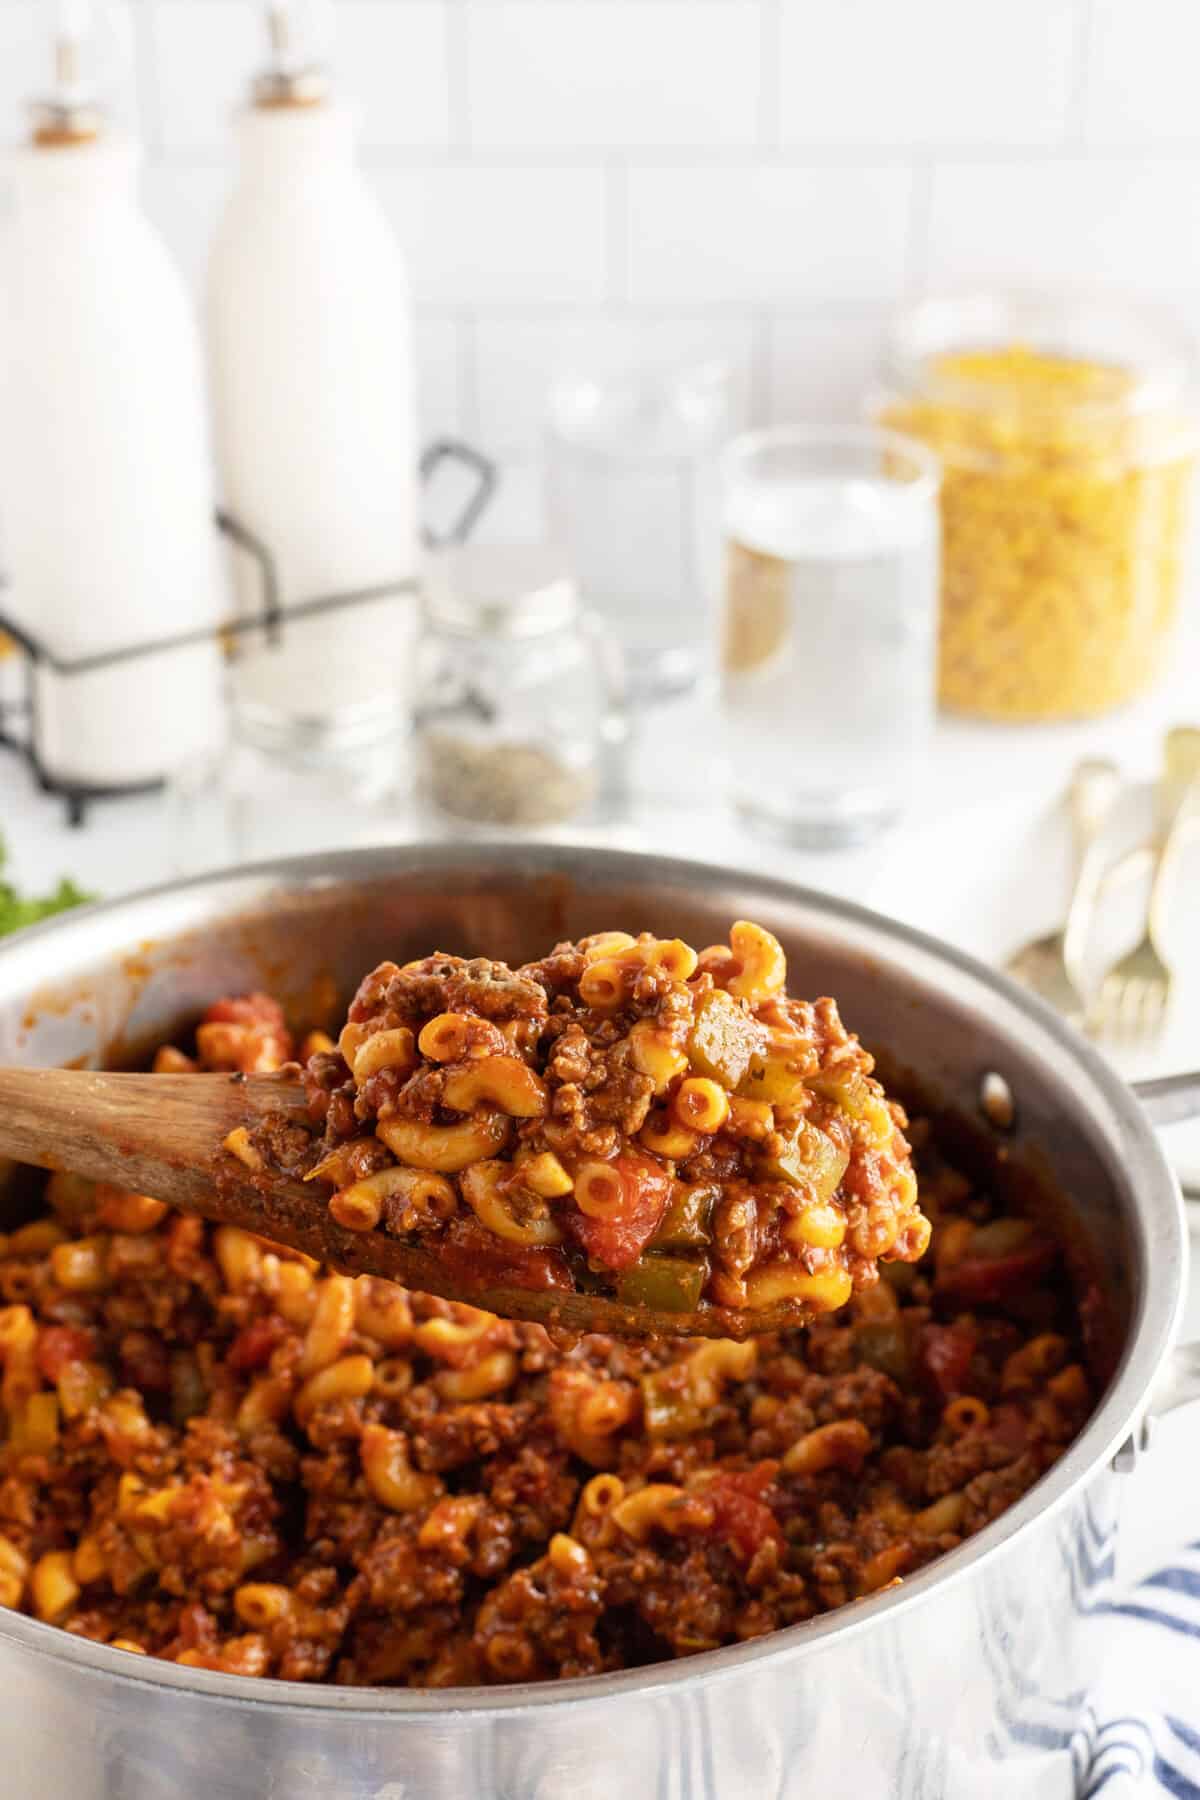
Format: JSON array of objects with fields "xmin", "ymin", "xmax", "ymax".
[
  {"xmin": 0, "ymin": 1067, "xmax": 796, "ymax": 1340},
  {"xmin": 0, "ymin": 1069, "xmax": 309, "ymax": 1205}
]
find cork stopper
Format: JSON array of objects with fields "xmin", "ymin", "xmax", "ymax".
[
  {"xmin": 251, "ymin": 1, "xmax": 329, "ymax": 109},
  {"xmin": 30, "ymin": 109, "xmax": 104, "ymax": 147},
  {"xmin": 28, "ymin": 15, "xmax": 107, "ymax": 146}
]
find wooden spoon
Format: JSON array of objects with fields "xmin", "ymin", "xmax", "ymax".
[{"xmin": 0, "ymin": 1066, "xmax": 801, "ymax": 1340}]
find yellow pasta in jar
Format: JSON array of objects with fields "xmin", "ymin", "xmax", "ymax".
[{"xmin": 877, "ymin": 310, "xmax": 1197, "ymax": 720}]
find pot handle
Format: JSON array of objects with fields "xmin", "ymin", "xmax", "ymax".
[
  {"xmin": 1149, "ymin": 1341, "xmax": 1200, "ymax": 1421},
  {"xmin": 1109, "ymin": 1074, "xmax": 1200, "ymax": 1468},
  {"xmin": 1132, "ymin": 1071, "xmax": 1200, "ymax": 1128},
  {"xmin": 1113, "ymin": 1341, "xmax": 1200, "ymax": 1470}
]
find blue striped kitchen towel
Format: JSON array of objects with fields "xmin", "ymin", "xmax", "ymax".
[{"xmin": 1073, "ymin": 1539, "xmax": 1200, "ymax": 1797}]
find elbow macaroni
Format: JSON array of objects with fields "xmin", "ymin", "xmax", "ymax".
[
  {"xmin": 725, "ymin": 922, "xmax": 787, "ymax": 1005},
  {"xmin": 441, "ymin": 1055, "xmax": 548, "ymax": 1119},
  {"xmin": 377, "ymin": 1112, "xmax": 511, "ymax": 1174},
  {"xmin": 0, "ymin": 1002, "xmax": 1089, "ymax": 1686},
  {"xmin": 461, "ymin": 1163, "xmax": 563, "ymax": 1246},
  {"xmin": 351, "ymin": 1028, "xmax": 418, "ymax": 1084},
  {"xmin": 298, "ymin": 924, "xmax": 931, "ymax": 1323}
]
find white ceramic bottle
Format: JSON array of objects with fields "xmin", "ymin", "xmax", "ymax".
[
  {"xmin": 0, "ymin": 9, "xmax": 225, "ymax": 791},
  {"xmin": 206, "ymin": 1, "xmax": 418, "ymax": 691}
]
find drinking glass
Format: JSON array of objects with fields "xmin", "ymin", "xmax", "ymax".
[
  {"xmin": 545, "ymin": 359, "xmax": 729, "ymax": 698},
  {"xmin": 721, "ymin": 425, "xmax": 940, "ymax": 848}
]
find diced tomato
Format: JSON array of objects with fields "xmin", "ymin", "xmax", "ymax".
[
  {"xmin": 440, "ymin": 1221, "xmax": 573, "ymax": 1293},
  {"xmin": 705, "ymin": 1463, "xmax": 784, "ymax": 1560},
  {"xmin": 35, "ymin": 1324, "xmax": 96, "ymax": 1382},
  {"xmin": 935, "ymin": 1239, "xmax": 1057, "ymax": 1307},
  {"xmin": 227, "ymin": 1315, "xmax": 288, "ymax": 1372},
  {"xmin": 569, "ymin": 1152, "xmax": 672, "ymax": 1271},
  {"xmin": 197, "ymin": 992, "xmax": 293, "ymax": 1073},
  {"xmin": 202, "ymin": 993, "xmax": 287, "ymax": 1031},
  {"xmin": 919, "ymin": 1322, "xmax": 977, "ymax": 1399}
]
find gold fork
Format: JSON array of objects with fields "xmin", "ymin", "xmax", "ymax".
[
  {"xmin": 1004, "ymin": 757, "xmax": 1121, "ymax": 1026},
  {"xmin": 1090, "ymin": 727, "xmax": 1200, "ymax": 1046}
]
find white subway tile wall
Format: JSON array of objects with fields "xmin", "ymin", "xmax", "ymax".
[
  {"xmin": 778, "ymin": 0, "xmax": 1082, "ymax": 150},
  {"xmin": 5, "ymin": 0, "xmax": 1196, "ymax": 539},
  {"xmin": 625, "ymin": 164, "xmax": 914, "ymax": 305},
  {"xmin": 926, "ymin": 158, "xmax": 1200, "ymax": 296},
  {"xmin": 473, "ymin": 317, "xmax": 757, "ymax": 456},
  {"xmin": 0, "ymin": 4, "xmax": 58, "ymax": 137},
  {"xmin": 1085, "ymin": 0, "xmax": 1200, "ymax": 144},
  {"xmin": 372, "ymin": 164, "xmax": 609, "ymax": 305},
  {"xmin": 463, "ymin": 4, "xmax": 762, "ymax": 151}
]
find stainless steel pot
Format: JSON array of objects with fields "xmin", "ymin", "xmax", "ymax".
[{"xmin": 0, "ymin": 843, "xmax": 1197, "ymax": 1800}]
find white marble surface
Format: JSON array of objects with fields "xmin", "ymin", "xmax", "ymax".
[{"xmin": 1, "ymin": 616, "xmax": 1199, "ymax": 1577}]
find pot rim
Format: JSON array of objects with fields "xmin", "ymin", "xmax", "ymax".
[{"xmin": 0, "ymin": 841, "xmax": 1184, "ymax": 1717}]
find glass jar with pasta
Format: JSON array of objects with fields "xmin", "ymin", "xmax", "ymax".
[{"xmin": 873, "ymin": 293, "xmax": 1198, "ymax": 720}]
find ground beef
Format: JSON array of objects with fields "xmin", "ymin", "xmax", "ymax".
[
  {"xmin": 0, "ymin": 984, "xmax": 1094, "ymax": 1689},
  {"xmin": 280, "ymin": 932, "xmax": 933, "ymax": 1326}
]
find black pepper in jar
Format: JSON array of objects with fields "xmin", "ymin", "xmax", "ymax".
[{"xmin": 414, "ymin": 546, "xmax": 610, "ymax": 831}]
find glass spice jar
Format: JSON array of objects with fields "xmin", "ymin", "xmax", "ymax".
[
  {"xmin": 413, "ymin": 546, "xmax": 610, "ymax": 829},
  {"xmin": 873, "ymin": 293, "xmax": 1198, "ymax": 720},
  {"xmin": 168, "ymin": 648, "xmax": 411, "ymax": 875}
]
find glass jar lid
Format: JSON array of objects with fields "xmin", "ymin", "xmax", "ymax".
[
  {"xmin": 882, "ymin": 291, "xmax": 1195, "ymax": 422},
  {"xmin": 878, "ymin": 291, "xmax": 1199, "ymax": 474},
  {"xmin": 423, "ymin": 545, "xmax": 579, "ymax": 640},
  {"xmin": 230, "ymin": 646, "xmax": 404, "ymax": 757}
]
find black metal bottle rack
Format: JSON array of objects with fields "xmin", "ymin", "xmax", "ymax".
[{"xmin": 0, "ymin": 441, "xmax": 495, "ymax": 826}]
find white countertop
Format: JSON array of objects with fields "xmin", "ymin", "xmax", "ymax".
[
  {"xmin": 4, "ymin": 616, "xmax": 1200, "ymax": 897},
  {"xmin": 2, "ymin": 620, "xmax": 1199, "ymax": 1577}
]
